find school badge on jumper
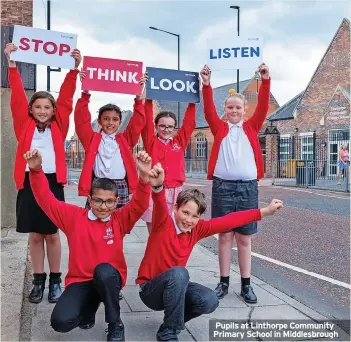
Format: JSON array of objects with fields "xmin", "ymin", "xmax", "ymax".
[
  {"xmin": 171, "ymin": 143, "xmax": 181, "ymax": 151},
  {"xmin": 103, "ymin": 227, "xmax": 114, "ymax": 240}
]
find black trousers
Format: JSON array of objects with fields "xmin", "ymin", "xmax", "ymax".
[
  {"xmin": 51, "ymin": 263, "xmax": 122, "ymax": 333},
  {"xmin": 139, "ymin": 267, "xmax": 219, "ymax": 331}
]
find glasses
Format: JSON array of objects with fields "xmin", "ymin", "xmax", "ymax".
[
  {"xmin": 158, "ymin": 124, "xmax": 175, "ymax": 131},
  {"xmin": 91, "ymin": 197, "xmax": 116, "ymax": 208}
]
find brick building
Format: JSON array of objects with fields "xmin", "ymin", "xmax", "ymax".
[{"xmin": 265, "ymin": 18, "xmax": 350, "ymax": 180}]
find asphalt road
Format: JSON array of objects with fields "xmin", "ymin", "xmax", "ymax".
[{"xmin": 183, "ymin": 178, "xmax": 350, "ymax": 323}]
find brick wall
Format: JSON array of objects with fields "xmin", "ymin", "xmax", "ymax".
[{"xmin": 1, "ymin": 0, "xmax": 33, "ymax": 26}]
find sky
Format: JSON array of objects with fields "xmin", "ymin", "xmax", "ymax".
[{"xmin": 32, "ymin": 0, "xmax": 349, "ymax": 139}]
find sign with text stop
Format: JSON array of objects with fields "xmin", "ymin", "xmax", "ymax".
[
  {"xmin": 11, "ymin": 25, "xmax": 77, "ymax": 69},
  {"xmin": 145, "ymin": 67, "xmax": 200, "ymax": 103}
]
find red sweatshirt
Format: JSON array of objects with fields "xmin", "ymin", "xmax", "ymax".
[
  {"xmin": 202, "ymin": 78, "xmax": 271, "ymax": 180},
  {"xmin": 141, "ymin": 100, "xmax": 196, "ymax": 188},
  {"xmin": 136, "ymin": 189, "xmax": 261, "ymax": 284},
  {"xmin": 74, "ymin": 92, "xmax": 145, "ymax": 196},
  {"xmin": 9, "ymin": 67, "xmax": 78, "ymax": 190},
  {"xmin": 30, "ymin": 168, "xmax": 150, "ymax": 288}
]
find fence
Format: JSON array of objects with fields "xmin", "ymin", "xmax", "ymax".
[{"xmin": 272, "ymin": 132, "xmax": 350, "ymax": 192}]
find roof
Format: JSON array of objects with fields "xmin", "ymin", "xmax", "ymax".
[
  {"xmin": 267, "ymin": 92, "xmax": 304, "ymax": 121},
  {"xmin": 295, "ymin": 18, "xmax": 350, "ymax": 114},
  {"xmin": 157, "ymin": 78, "xmax": 252, "ymax": 128}
]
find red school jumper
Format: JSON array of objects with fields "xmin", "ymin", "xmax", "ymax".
[
  {"xmin": 30, "ymin": 167, "xmax": 150, "ymax": 288},
  {"xmin": 141, "ymin": 100, "xmax": 196, "ymax": 188},
  {"xmin": 9, "ymin": 66, "xmax": 79, "ymax": 190},
  {"xmin": 202, "ymin": 78, "xmax": 271, "ymax": 180},
  {"xmin": 136, "ymin": 189, "xmax": 261, "ymax": 284},
  {"xmin": 74, "ymin": 93, "xmax": 145, "ymax": 196}
]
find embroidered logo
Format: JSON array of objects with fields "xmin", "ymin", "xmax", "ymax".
[
  {"xmin": 103, "ymin": 227, "xmax": 114, "ymax": 240},
  {"xmin": 171, "ymin": 143, "xmax": 181, "ymax": 151}
]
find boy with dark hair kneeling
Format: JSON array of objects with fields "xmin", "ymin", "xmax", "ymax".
[
  {"xmin": 137, "ymin": 165, "xmax": 283, "ymax": 341},
  {"xmin": 24, "ymin": 149, "xmax": 154, "ymax": 341}
]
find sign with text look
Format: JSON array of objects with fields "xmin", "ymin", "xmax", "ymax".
[{"xmin": 146, "ymin": 67, "xmax": 200, "ymax": 103}]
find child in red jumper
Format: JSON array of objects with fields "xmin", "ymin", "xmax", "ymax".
[
  {"xmin": 24, "ymin": 149, "xmax": 154, "ymax": 342},
  {"xmin": 200, "ymin": 63, "xmax": 271, "ymax": 304},
  {"xmin": 75, "ymin": 70, "xmax": 148, "ymax": 209},
  {"xmin": 136, "ymin": 165, "xmax": 283, "ymax": 341},
  {"xmin": 141, "ymin": 99, "xmax": 196, "ymax": 233},
  {"xmin": 5, "ymin": 43, "xmax": 81, "ymax": 304}
]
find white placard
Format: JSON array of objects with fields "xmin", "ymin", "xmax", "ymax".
[
  {"xmin": 206, "ymin": 36, "xmax": 263, "ymax": 70},
  {"xmin": 11, "ymin": 25, "xmax": 77, "ymax": 69}
]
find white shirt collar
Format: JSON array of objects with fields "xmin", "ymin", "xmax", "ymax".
[
  {"xmin": 228, "ymin": 120, "xmax": 244, "ymax": 129},
  {"xmin": 171, "ymin": 213, "xmax": 182, "ymax": 235},
  {"xmin": 101, "ymin": 131, "xmax": 117, "ymax": 140},
  {"xmin": 158, "ymin": 136, "xmax": 173, "ymax": 145},
  {"xmin": 88, "ymin": 209, "xmax": 111, "ymax": 222}
]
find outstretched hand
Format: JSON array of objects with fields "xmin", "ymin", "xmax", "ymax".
[
  {"xmin": 4, "ymin": 43, "xmax": 17, "ymax": 66},
  {"xmin": 135, "ymin": 151, "xmax": 152, "ymax": 183},
  {"xmin": 260, "ymin": 199, "xmax": 283, "ymax": 217},
  {"xmin": 136, "ymin": 72, "xmax": 149, "ymax": 100},
  {"xmin": 148, "ymin": 163, "xmax": 164, "ymax": 190},
  {"xmin": 23, "ymin": 149, "xmax": 42, "ymax": 170},
  {"xmin": 71, "ymin": 49, "xmax": 82, "ymax": 69},
  {"xmin": 200, "ymin": 65, "xmax": 211, "ymax": 86},
  {"xmin": 258, "ymin": 63, "xmax": 270, "ymax": 79}
]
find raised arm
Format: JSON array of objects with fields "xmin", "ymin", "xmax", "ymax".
[
  {"xmin": 200, "ymin": 65, "xmax": 223, "ymax": 136},
  {"xmin": 123, "ymin": 72, "xmax": 148, "ymax": 148},
  {"xmin": 175, "ymin": 103, "xmax": 196, "ymax": 149},
  {"xmin": 117, "ymin": 151, "xmax": 151, "ymax": 236},
  {"xmin": 122, "ymin": 98, "xmax": 145, "ymax": 148},
  {"xmin": 25, "ymin": 150, "xmax": 81, "ymax": 235},
  {"xmin": 246, "ymin": 64, "xmax": 271, "ymax": 132},
  {"xmin": 141, "ymin": 99, "xmax": 155, "ymax": 154},
  {"xmin": 5, "ymin": 43, "xmax": 29, "ymax": 140},
  {"xmin": 74, "ymin": 91, "xmax": 95, "ymax": 149},
  {"xmin": 196, "ymin": 199, "xmax": 283, "ymax": 241},
  {"xmin": 55, "ymin": 49, "xmax": 81, "ymax": 139}
]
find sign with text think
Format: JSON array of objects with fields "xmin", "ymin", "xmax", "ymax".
[
  {"xmin": 146, "ymin": 67, "xmax": 200, "ymax": 103},
  {"xmin": 82, "ymin": 56, "xmax": 143, "ymax": 95},
  {"xmin": 206, "ymin": 36, "xmax": 263, "ymax": 70},
  {"xmin": 11, "ymin": 25, "xmax": 77, "ymax": 69}
]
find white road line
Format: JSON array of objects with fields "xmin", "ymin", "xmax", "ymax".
[
  {"xmin": 274, "ymin": 186, "xmax": 350, "ymax": 199},
  {"xmin": 213, "ymin": 235, "xmax": 351, "ymax": 289}
]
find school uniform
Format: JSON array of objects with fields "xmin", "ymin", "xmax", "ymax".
[
  {"xmin": 9, "ymin": 66, "xmax": 79, "ymax": 234},
  {"xmin": 136, "ymin": 189, "xmax": 262, "ymax": 339},
  {"xmin": 74, "ymin": 93, "xmax": 145, "ymax": 209},
  {"xmin": 202, "ymin": 78, "xmax": 270, "ymax": 234},
  {"xmin": 141, "ymin": 100, "xmax": 196, "ymax": 222},
  {"xmin": 29, "ymin": 167, "xmax": 150, "ymax": 335}
]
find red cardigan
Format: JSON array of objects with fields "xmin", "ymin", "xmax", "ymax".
[
  {"xmin": 202, "ymin": 78, "xmax": 271, "ymax": 180},
  {"xmin": 141, "ymin": 100, "xmax": 196, "ymax": 188},
  {"xmin": 136, "ymin": 189, "xmax": 261, "ymax": 284},
  {"xmin": 9, "ymin": 67, "xmax": 78, "ymax": 190},
  {"xmin": 74, "ymin": 92, "xmax": 145, "ymax": 196},
  {"xmin": 30, "ymin": 168, "xmax": 150, "ymax": 288}
]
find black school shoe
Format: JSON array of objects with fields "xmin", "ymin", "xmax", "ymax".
[
  {"xmin": 156, "ymin": 324, "xmax": 180, "ymax": 341},
  {"xmin": 240, "ymin": 285, "xmax": 257, "ymax": 304},
  {"xmin": 29, "ymin": 273, "xmax": 47, "ymax": 304},
  {"xmin": 106, "ymin": 322, "xmax": 125, "ymax": 341},
  {"xmin": 48, "ymin": 272, "xmax": 62, "ymax": 303},
  {"xmin": 214, "ymin": 282, "xmax": 229, "ymax": 300}
]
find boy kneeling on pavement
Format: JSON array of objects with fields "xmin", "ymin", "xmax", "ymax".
[
  {"xmin": 136, "ymin": 164, "xmax": 283, "ymax": 341},
  {"xmin": 24, "ymin": 149, "xmax": 155, "ymax": 342}
]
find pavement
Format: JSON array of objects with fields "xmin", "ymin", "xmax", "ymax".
[{"xmin": 1, "ymin": 185, "xmax": 350, "ymax": 341}]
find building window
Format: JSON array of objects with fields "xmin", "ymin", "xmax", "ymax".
[
  {"xmin": 279, "ymin": 137, "xmax": 290, "ymax": 161},
  {"xmin": 196, "ymin": 134, "xmax": 207, "ymax": 158},
  {"xmin": 301, "ymin": 135, "xmax": 314, "ymax": 160}
]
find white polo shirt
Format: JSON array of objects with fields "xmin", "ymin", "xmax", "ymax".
[{"xmin": 213, "ymin": 121, "xmax": 257, "ymax": 181}]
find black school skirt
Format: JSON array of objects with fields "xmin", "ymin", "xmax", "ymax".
[{"xmin": 16, "ymin": 172, "xmax": 65, "ymax": 234}]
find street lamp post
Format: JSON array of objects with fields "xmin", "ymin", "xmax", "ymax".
[
  {"xmin": 230, "ymin": 5, "xmax": 240, "ymax": 93},
  {"xmin": 149, "ymin": 26, "xmax": 181, "ymax": 126}
]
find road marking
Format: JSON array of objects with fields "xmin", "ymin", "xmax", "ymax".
[
  {"xmin": 274, "ymin": 186, "xmax": 350, "ymax": 199},
  {"xmin": 214, "ymin": 235, "xmax": 351, "ymax": 289}
]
